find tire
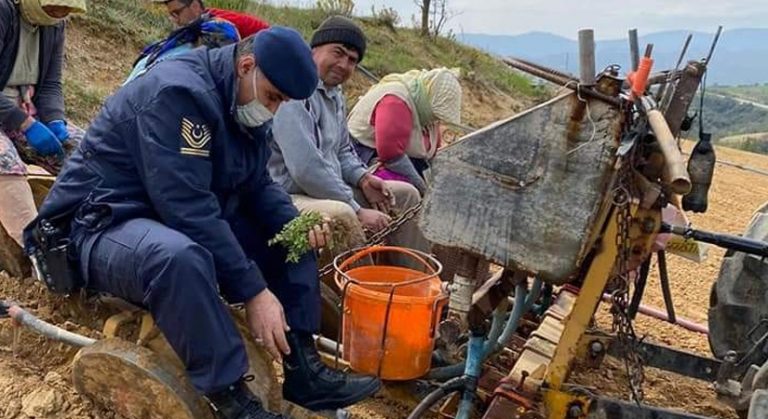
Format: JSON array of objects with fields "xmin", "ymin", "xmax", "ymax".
[{"xmin": 708, "ymin": 202, "xmax": 768, "ymax": 365}]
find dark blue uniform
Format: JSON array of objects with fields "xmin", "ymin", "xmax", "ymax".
[{"xmin": 25, "ymin": 44, "xmax": 320, "ymax": 394}]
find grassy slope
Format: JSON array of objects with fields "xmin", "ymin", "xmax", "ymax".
[
  {"xmin": 711, "ymin": 84, "xmax": 768, "ymax": 106},
  {"xmin": 62, "ymin": 0, "xmax": 544, "ymax": 128}
]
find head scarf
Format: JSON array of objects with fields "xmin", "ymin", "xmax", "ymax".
[
  {"xmin": 19, "ymin": 0, "xmax": 86, "ymax": 26},
  {"xmin": 379, "ymin": 67, "xmax": 462, "ymax": 127},
  {"xmin": 137, "ymin": 13, "xmax": 240, "ymax": 68}
]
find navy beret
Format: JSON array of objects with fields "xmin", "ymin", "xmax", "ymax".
[{"xmin": 254, "ymin": 26, "xmax": 318, "ymax": 100}]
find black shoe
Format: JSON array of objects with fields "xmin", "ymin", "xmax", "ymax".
[
  {"xmin": 206, "ymin": 376, "xmax": 284, "ymax": 419},
  {"xmin": 282, "ymin": 332, "xmax": 382, "ymax": 411}
]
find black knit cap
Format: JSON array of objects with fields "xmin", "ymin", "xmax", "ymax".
[{"xmin": 310, "ymin": 15, "xmax": 366, "ymax": 61}]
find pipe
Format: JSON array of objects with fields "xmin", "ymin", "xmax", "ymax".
[
  {"xmin": 3, "ymin": 302, "xmax": 96, "ymax": 348},
  {"xmin": 456, "ymin": 334, "xmax": 484, "ymax": 419},
  {"xmin": 628, "ymin": 29, "xmax": 640, "ymax": 71},
  {"xmin": 600, "ymin": 294, "xmax": 708, "ymax": 334},
  {"xmin": 484, "ymin": 299, "xmax": 509, "ymax": 352},
  {"xmin": 578, "ymin": 29, "xmax": 596, "ymax": 86},
  {"xmin": 406, "ymin": 376, "xmax": 468, "ymax": 419},
  {"xmin": 315, "ymin": 335, "xmax": 342, "ymax": 356},
  {"xmin": 646, "ymin": 109, "xmax": 692, "ymax": 194}
]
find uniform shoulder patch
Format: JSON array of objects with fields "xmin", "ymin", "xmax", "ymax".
[{"xmin": 180, "ymin": 117, "xmax": 212, "ymax": 157}]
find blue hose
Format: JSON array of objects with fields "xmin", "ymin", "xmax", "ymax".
[
  {"xmin": 456, "ymin": 334, "xmax": 485, "ymax": 419},
  {"xmin": 426, "ymin": 278, "xmax": 543, "ymax": 381}
]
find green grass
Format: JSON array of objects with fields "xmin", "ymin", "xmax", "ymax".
[
  {"xmin": 245, "ymin": 2, "xmax": 540, "ymax": 97},
  {"xmin": 711, "ymin": 84, "xmax": 768, "ymax": 106}
]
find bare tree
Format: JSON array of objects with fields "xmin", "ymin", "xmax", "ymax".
[
  {"xmin": 414, "ymin": 0, "xmax": 458, "ymax": 37},
  {"xmin": 414, "ymin": 0, "xmax": 432, "ymax": 36}
]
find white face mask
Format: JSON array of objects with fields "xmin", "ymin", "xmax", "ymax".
[{"xmin": 236, "ymin": 69, "xmax": 274, "ymax": 128}]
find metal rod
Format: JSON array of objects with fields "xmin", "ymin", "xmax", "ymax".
[
  {"xmin": 657, "ymin": 251, "xmax": 677, "ymax": 323},
  {"xmin": 600, "ymin": 294, "xmax": 708, "ymax": 334},
  {"xmin": 661, "ymin": 223, "xmax": 768, "ymax": 257},
  {"xmin": 628, "ymin": 257, "xmax": 651, "ymax": 320},
  {"xmin": 507, "ymin": 56, "xmax": 578, "ymax": 81},
  {"xmin": 705, "ymin": 26, "xmax": 724, "ymax": 64},
  {"xmin": 578, "ymin": 29, "xmax": 596, "ymax": 86},
  {"xmin": 355, "ymin": 64, "xmax": 379, "ymax": 83},
  {"xmin": 657, "ymin": 34, "xmax": 693, "ymax": 103},
  {"xmin": 315, "ymin": 335, "xmax": 342, "ymax": 356},
  {"xmin": 503, "ymin": 58, "xmax": 621, "ymax": 106},
  {"xmin": 675, "ymin": 34, "xmax": 694, "ymax": 70},
  {"xmin": 629, "ymin": 29, "xmax": 640, "ymax": 71},
  {"xmin": 3, "ymin": 302, "xmax": 96, "ymax": 348},
  {"xmin": 644, "ymin": 43, "xmax": 654, "ymax": 58}
]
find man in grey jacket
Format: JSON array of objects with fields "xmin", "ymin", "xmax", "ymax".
[
  {"xmin": 0, "ymin": 0, "xmax": 86, "ymax": 253},
  {"xmin": 268, "ymin": 16, "xmax": 428, "ymax": 252}
]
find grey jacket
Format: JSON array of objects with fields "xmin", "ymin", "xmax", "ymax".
[
  {"xmin": 0, "ymin": 0, "xmax": 66, "ymax": 131},
  {"xmin": 268, "ymin": 82, "xmax": 368, "ymax": 212}
]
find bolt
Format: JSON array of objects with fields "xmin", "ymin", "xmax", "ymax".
[
  {"xmin": 590, "ymin": 340, "xmax": 605, "ymax": 356},
  {"xmin": 567, "ymin": 404, "xmax": 583, "ymax": 418},
  {"xmin": 641, "ymin": 217, "xmax": 656, "ymax": 234}
]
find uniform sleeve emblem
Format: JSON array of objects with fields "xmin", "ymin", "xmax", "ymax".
[{"xmin": 180, "ymin": 117, "xmax": 212, "ymax": 157}]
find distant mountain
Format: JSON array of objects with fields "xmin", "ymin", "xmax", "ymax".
[{"xmin": 459, "ymin": 28, "xmax": 768, "ymax": 86}]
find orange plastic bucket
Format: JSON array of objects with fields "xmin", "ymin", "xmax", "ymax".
[{"xmin": 334, "ymin": 246, "xmax": 447, "ymax": 380}]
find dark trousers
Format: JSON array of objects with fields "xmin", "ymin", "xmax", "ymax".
[{"xmin": 79, "ymin": 217, "xmax": 320, "ymax": 393}]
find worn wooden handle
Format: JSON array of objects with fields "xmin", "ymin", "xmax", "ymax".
[{"xmin": 647, "ymin": 110, "xmax": 692, "ymax": 195}]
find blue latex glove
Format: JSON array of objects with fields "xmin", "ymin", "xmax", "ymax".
[
  {"xmin": 24, "ymin": 121, "xmax": 64, "ymax": 156},
  {"xmin": 47, "ymin": 120, "xmax": 70, "ymax": 143}
]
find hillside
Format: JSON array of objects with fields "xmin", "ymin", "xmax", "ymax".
[
  {"xmin": 460, "ymin": 28, "xmax": 768, "ymax": 86},
  {"xmin": 62, "ymin": 0, "xmax": 547, "ymax": 131},
  {"xmin": 711, "ymin": 84, "xmax": 768, "ymax": 106},
  {"xmin": 693, "ymin": 93, "xmax": 768, "ymax": 141}
]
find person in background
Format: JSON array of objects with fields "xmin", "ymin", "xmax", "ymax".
[
  {"xmin": 0, "ymin": 0, "xmax": 87, "ymax": 250},
  {"xmin": 152, "ymin": 0, "xmax": 269, "ymax": 37},
  {"xmin": 124, "ymin": 13, "xmax": 240, "ymax": 84},
  {"xmin": 347, "ymin": 68, "xmax": 462, "ymax": 195}
]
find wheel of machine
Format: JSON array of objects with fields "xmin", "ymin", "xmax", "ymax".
[
  {"xmin": 72, "ymin": 338, "xmax": 213, "ymax": 419},
  {"xmin": 709, "ymin": 202, "xmax": 768, "ymax": 365}
]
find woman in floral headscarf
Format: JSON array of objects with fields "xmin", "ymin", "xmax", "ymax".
[
  {"xmin": 0, "ymin": 0, "xmax": 86, "ymax": 251},
  {"xmin": 124, "ymin": 13, "xmax": 242, "ymax": 84},
  {"xmin": 348, "ymin": 67, "xmax": 462, "ymax": 195}
]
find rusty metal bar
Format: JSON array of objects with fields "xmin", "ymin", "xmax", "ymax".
[
  {"xmin": 579, "ymin": 29, "xmax": 596, "ymax": 86},
  {"xmin": 503, "ymin": 58, "xmax": 621, "ymax": 106}
]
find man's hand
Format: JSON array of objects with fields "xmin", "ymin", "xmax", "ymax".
[
  {"xmin": 357, "ymin": 208, "xmax": 391, "ymax": 232},
  {"xmin": 245, "ymin": 289, "xmax": 290, "ymax": 360},
  {"xmin": 308, "ymin": 218, "xmax": 332, "ymax": 250},
  {"xmin": 359, "ymin": 174, "xmax": 394, "ymax": 213}
]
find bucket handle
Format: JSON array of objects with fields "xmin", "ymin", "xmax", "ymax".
[
  {"xmin": 333, "ymin": 246, "xmax": 442, "ymax": 291},
  {"xmin": 430, "ymin": 294, "xmax": 450, "ymax": 339}
]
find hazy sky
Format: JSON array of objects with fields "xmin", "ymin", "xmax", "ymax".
[{"xmin": 308, "ymin": 0, "xmax": 768, "ymax": 39}]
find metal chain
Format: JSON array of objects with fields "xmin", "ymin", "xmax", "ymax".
[
  {"xmin": 610, "ymin": 154, "xmax": 646, "ymax": 403},
  {"xmin": 317, "ymin": 202, "xmax": 424, "ymax": 278}
]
